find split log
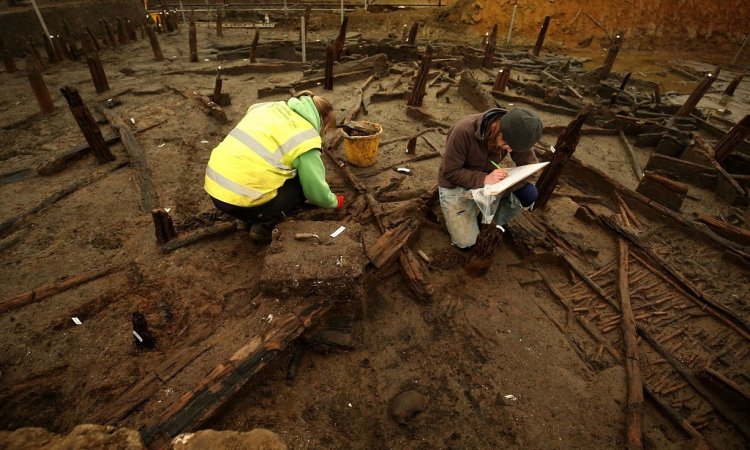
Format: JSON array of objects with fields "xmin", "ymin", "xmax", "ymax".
[
  {"xmin": 675, "ymin": 69, "xmax": 720, "ymax": 117},
  {"xmin": 618, "ymin": 130, "xmax": 643, "ymax": 180},
  {"xmin": 536, "ymin": 109, "xmax": 590, "ymax": 209},
  {"xmin": 459, "ymin": 69, "xmax": 496, "ymax": 112},
  {"xmin": 482, "ymin": 24, "xmax": 498, "ymax": 68},
  {"xmin": 60, "ymin": 87, "xmax": 114, "ymax": 163},
  {"xmin": 37, "ymin": 134, "xmax": 120, "ymax": 176},
  {"xmin": 617, "ymin": 241, "xmax": 644, "ymax": 450},
  {"xmin": 100, "ymin": 109, "xmax": 157, "ymax": 212},
  {"xmin": 407, "ymin": 45, "xmax": 433, "ymax": 107},
  {"xmin": 532, "ymin": 16, "xmax": 551, "ymax": 57},
  {"xmin": 171, "ymin": 87, "xmax": 228, "ymax": 123},
  {"xmin": 142, "ymin": 299, "xmax": 332, "ymax": 445},
  {"xmin": 161, "ymin": 222, "xmax": 237, "ymax": 253},
  {"xmin": 366, "ymin": 218, "xmax": 419, "ymax": 268},
  {"xmin": 333, "ymin": 16, "xmax": 348, "ymax": 61},
  {"xmin": 465, "ymin": 223, "xmax": 503, "ymax": 277},
  {"xmin": 0, "ymin": 266, "xmax": 119, "ymax": 315}
]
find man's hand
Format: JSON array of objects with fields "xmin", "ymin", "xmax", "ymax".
[{"xmin": 484, "ymin": 169, "xmax": 507, "ymax": 185}]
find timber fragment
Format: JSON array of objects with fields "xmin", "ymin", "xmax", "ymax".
[
  {"xmin": 675, "ymin": 69, "xmax": 720, "ymax": 117},
  {"xmin": 26, "ymin": 55, "xmax": 54, "ymax": 114},
  {"xmin": 60, "ymin": 86, "xmax": 114, "ymax": 163},
  {"xmin": 635, "ymin": 171, "xmax": 687, "ymax": 212},
  {"xmin": 407, "ymin": 45, "xmax": 432, "ymax": 107},
  {"xmin": 532, "ymin": 16, "xmax": 551, "ymax": 57}
]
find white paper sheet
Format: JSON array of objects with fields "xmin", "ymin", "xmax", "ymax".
[{"xmin": 483, "ymin": 162, "xmax": 549, "ymax": 196}]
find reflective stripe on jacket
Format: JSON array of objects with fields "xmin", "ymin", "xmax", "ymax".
[{"xmin": 204, "ymin": 101, "xmax": 322, "ymax": 207}]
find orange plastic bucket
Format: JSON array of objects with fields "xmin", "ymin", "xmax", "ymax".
[{"xmin": 341, "ymin": 122, "xmax": 383, "ymax": 167}]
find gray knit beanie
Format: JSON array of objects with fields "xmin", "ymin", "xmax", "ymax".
[{"xmin": 499, "ymin": 108, "xmax": 543, "ymax": 153}]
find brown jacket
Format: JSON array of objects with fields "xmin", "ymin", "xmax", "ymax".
[{"xmin": 438, "ymin": 112, "xmax": 538, "ymax": 189}]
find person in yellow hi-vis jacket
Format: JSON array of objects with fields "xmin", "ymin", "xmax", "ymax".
[{"xmin": 205, "ymin": 91, "xmax": 344, "ymax": 243}]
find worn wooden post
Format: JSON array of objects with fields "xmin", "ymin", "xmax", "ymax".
[
  {"xmin": 536, "ymin": 110, "xmax": 591, "ymax": 209},
  {"xmin": 26, "ymin": 55, "xmax": 54, "ymax": 114},
  {"xmin": 601, "ymin": 32, "xmax": 624, "ymax": 79},
  {"xmin": 145, "ymin": 23, "xmax": 164, "ymax": 61},
  {"xmin": 492, "ymin": 67, "xmax": 511, "ymax": 93},
  {"xmin": 250, "ymin": 29, "xmax": 259, "ymax": 63},
  {"xmin": 127, "ymin": 19, "xmax": 138, "ymax": 41},
  {"xmin": 53, "ymin": 34, "xmax": 68, "ymax": 61},
  {"xmin": 85, "ymin": 46, "xmax": 109, "ymax": 93},
  {"xmin": 189, "ymin": 21, "xmax": 198, "ymax": 62},
  {"xmin": 714, "ymin": 115, "xmax": 750, "ymax": 163},
  {"xmin": 482, "ymin": 24, "xmax": 498, "ymax": 69},
  {"xmin": 2, "ymin": 49, "xmax": 16, "ymax": 73},
  {"xmin": 407, "ymin": 23, "xmax": 419, "ymax": 46},
  {"xmin": 210, "ymin": 66, "xmax": 231, "ymax": 106},
  {"xmin": 42, "ymin": 32, "xmax": 58, "ymax": 64},
  {"xmin": 720, "ymin": 73, "xmax": 744, "ymax": 107},
  {"xmin": 675, "ymin": 68, "xmax": 720, "ymax": 117},
  {"xmin": 102, "ymin": 19, "xmax": 117, "ymax": 50},
  {"xmin": 216, "ymin": 4, "xmax": 223, "ymax": 37},
  {"xmin": 532, "ymin": 16, "xmax": 550, "ymax": 56},
  {"xmin": 85, "ymin": 27, "xmax": 100, "ymax": 51},
  {"xmin": 26, "ymin": 38, "xmax": 46, "ymax": 71},
  {"xmin": 151, "ymin": 208, "xmax": 176, "ymax": 244},
  {"xmin": 324, "ymin": 44, "xmax": 334, "ymax": 90},
  {"xmin": 407, "ymin": 45, "xmax": 433, "ymax": 107},
  {"xmin": 116, "ymin": 17, "xmax": 129, "ymax": 45},
  {"xmin": 60, "ymin": 86, "xmax": 115, "ymax": 163},
  {"xmin": 333, "ymin": 15, "xmax": 348, "ymax": 61},
  {"xmin": 465, "ymin": 223, "xmax": 503, "ymax": 277},
  {"xmin": 400, "ymin": 24, "xmax": 408, "ymax": 45}
]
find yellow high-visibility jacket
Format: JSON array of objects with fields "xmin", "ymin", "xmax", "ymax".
[{"xmin": 204, "ymin": 101, "xmax": 322, "ymax": 207}]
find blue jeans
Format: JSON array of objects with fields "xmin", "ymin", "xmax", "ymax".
[{"xmin": 439, "ymin": 184, "xmax": 536, "ymax": 248}]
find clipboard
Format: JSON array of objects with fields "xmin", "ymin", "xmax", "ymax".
[{"xmin": 483, "ymin": 162, "xmax": 549, "ymax": 196}]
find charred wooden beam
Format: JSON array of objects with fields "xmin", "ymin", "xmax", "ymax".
[
  {"xmin": 491, "ymin": 66, "xmax": 511, "ymax": 93},
  {"xmin": 26, "ymin": 55, "xmax": 54, "ymax": 114},
  {"xmin": 536, "ymin": 110, "xmax": 590, "ymax": 209},
  {"xmin": 61, "ymin": 87, "xmax": 114, "ymax": 163},
  {"xmin": 366, "ymin": 218, "xmax": 419, "ymax": 268},
  {"xmin": 465, "ymin": 223, "xmax": 503, "ymax": 277},
  {"xmin": 189, "ymin": 21, "xmax": 198, "ymax": 62},
  {"xmin": 407, "ymin": 45, "xmax": 433, "ymax": 107},
  {"xmin": 532, "ymin": 16, "xmax": 551, "ymax": 57},
  {"xmin": 333, "ymin": 15, "xmax": 348, "ymax": 61},
  {"xmin": 146, "ymin": 23, "xmax": 163, "ymax": 61},
  {"xmin": 675, "ymin": 69, "xmax": 720, "ymax": 117},
  {"xmin": 250, "ymin": 29, "xmax": 259, "ymax": 63},
  {"xmin": 151, "ymin": 208, "xmax": 177, "ymax": 244},
  {"xmin": 714, "ymin": 114, "xmax": 750, "ymax": 163},
  {"xmin": 324, "ymin": 44, "xmax": 334, "ymax": 90},
  {"xmin": 482, "ymin": 24, "xmax": 498, "ymax": 69}
]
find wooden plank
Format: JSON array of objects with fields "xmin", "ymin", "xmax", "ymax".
[{"xmin": 366, "ymin": 219, "xmax": 418, "ymax": 268}]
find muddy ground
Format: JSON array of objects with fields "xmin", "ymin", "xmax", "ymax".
[{"xmin": 1, "ymin": 5, "xmax": 750, "ymax": 450}]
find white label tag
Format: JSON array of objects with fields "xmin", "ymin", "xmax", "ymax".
[
  {"xmin": 72, "ymin": 317, "xmax": 82, "ymax": 325},
  {"xmin": 330, "ymin": 226, "xmax": 346, "ymax": 238},
  {"xmin": 396, "ymin": 167, "xmax": 411, "ymax": 174},
  {"xmin": 133, "ymin": 330, "xmax": 144, "ymax": 342}
]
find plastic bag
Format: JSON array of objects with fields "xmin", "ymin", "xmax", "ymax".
[{"xmin": 470, "ymin": 188, "xmax": 503, "ymax": 224}]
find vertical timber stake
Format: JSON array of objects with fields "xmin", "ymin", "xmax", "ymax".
[
  {"xmin": 60, "ymin": 86, "xmax": 115, "ymax": 163},
  {"xmin": 675, "ymin": 68, "xmax": 719, "ymax": 117},
  {"xmin": 532, "ymin": 16, "xmax": 550, "ymax": 57},
  {"xmin": 216, "ymin": 4, "xmax": 223, "ymax": 37},
  {"xmin": 407, "ymin": 45, "xmax": 433, "ymax": 107},
  {"xmin": 465, "ymin": 223, "xmax": 503, "ymax": 277},
  {"xmin": 146, "ymin": 23, "xmax": 164, "ymax": 61},
  {"xmin": 482, "ymin": 24, "xmax": 498, "ymax": 69},
  {"xmin": 85, "ymin": 46, "xmax": 110, "ymax": 93},
  {"xmin": 535, "ymin": 109, "xmax": 590, "ymax": 209},
  {"xmin": 116, "ymin": 17, "xmax": 129, "ymax": 45},
  {"xmin": 52, "ymin": 35, "xmax": 66, "ymax": 61},
  {"xmin": 189, "ymin": 21, "xmax": 198, "ymax": 62},
  {"xmin": 250, "ymin": 29, "xmax": 259, "ymax": 63},
  {"xmin": 333, "ymin": 15, "xmax": 348, "ymax": 61},
  {"xmin": 42, "ymin": 32, "xmax": 58, "ymax": 64},
  {"xmin": 151, "ymin": 208, "xmax": 176, "ymax": 244},
  {"xmin": 492, "ymin": 67, "xmax": 511, "ymax": 93},
  {"xmin": 714, "ymin": 115, "xmax": 750, "ymax": 163},
  {"xmin": 26, "ymin": 55, "xmax": 54, "ymax": 114},
  {"xmin": 324, "ymin": 44, "xmax": 334, "ymax": 90},
  {"xmin": 407, "ymin": 23, "xmax": 419, "ymax": 46},
  {"xmin": 601, "ymin": 33, "xmax": 624, "ymax": 79},
  {"xmin": 102, "ymin": 19, "xmax": 117, "ymax": 51}
]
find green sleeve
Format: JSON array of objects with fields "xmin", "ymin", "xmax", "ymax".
[{"xmin": 293, "ymin": 150, "xmax": 338, "ymax": 209}]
